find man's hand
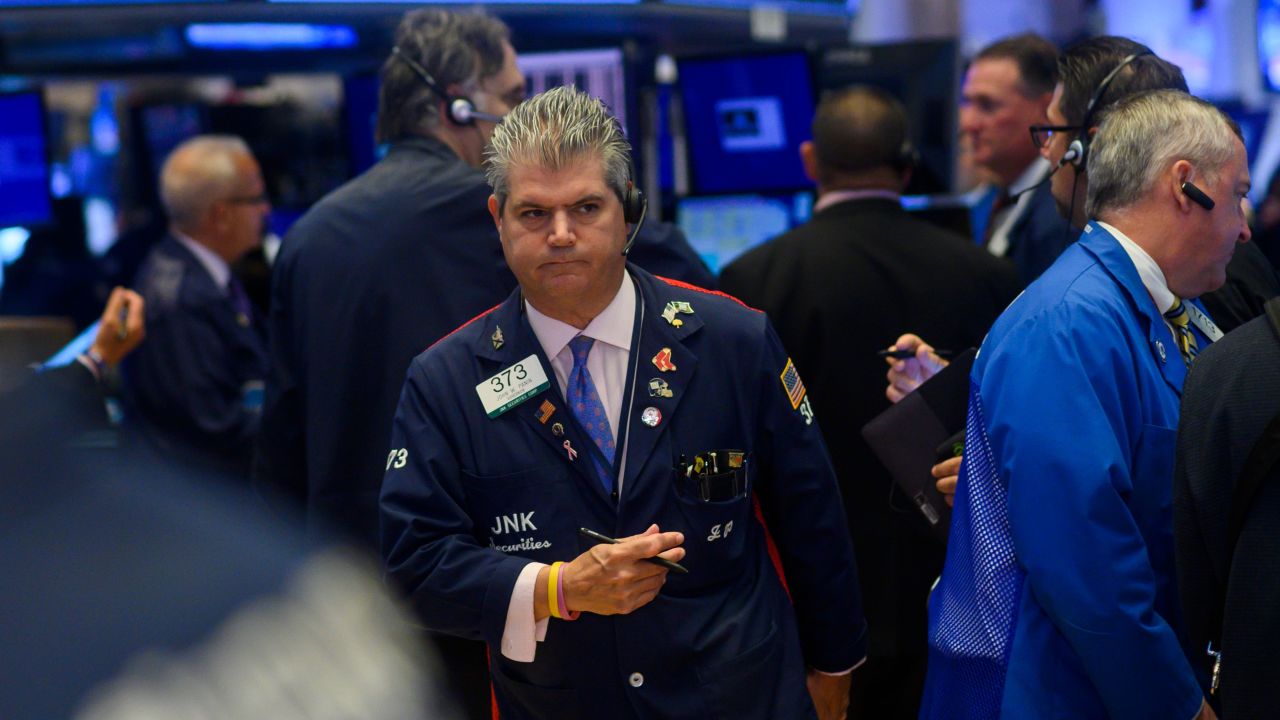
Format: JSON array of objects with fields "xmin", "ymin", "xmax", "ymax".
[
  {"xmin": 806, "ymin": 669, "xmax": 851, "ymax": 720},
  {"xmin": 560, "ymin": 524, "xmax": 685, "ymax": 616},
  {"xmin": 1196, "ymin": 699, "xmax": 1218, "ymax": 720},
  {"xmin": 884, "ymin": 333, "xmax": 948, "ymax": 403},
  {"xmin": 91, "ymin": 286, "xmax": 146, "ymax": 366},
  {"xmin": 932, "ymin": 455, "xmax": 962, "ymax": 507}
]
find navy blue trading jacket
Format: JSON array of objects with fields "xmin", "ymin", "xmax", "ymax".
[
  {"xmin": 124, "ymin": 235, "xmax": 268, "ymax": 478},
  {"xmin": 381, "ymin": 266, "xmax": 866, "ymax": 720},
  {"xmin": 256, "ymin": 135, "xmax": 714, "ymax": 547}
]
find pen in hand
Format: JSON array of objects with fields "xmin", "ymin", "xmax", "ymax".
[{"xmin": 578, "ymin": 527, "xmax": 689, "ymax": 574}]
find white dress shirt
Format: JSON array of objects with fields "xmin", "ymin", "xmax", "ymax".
[
  {"xmin": 987, "ymin": 157, "xmax": 1052, "ymax": 258},
  {"xmin": 172, "ymin": 230, "xmax": 232, "ymax": 291},
  {"xmin": 500, "ymin": 270, "xmax": 636, "ymax": 662},
  {"xmin": 1093, "ymin": 221, "xmax": 1177, "ymax": 333}
]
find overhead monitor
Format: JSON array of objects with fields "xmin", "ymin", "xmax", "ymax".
[
  {"xmin": 0, "ymin": 91, "xmax": 53, "ymax": 229},
  {"xmin": 519, "ymin": 48, "xmax": 628, "ymax": 130},
  {"xmin": 1262, "ymin": 0, "xmax": 1280, "ymax": 92},
  {"xmin": 676, "ymin": 192, "xmax": 813, "ymax": 274},
  {"xmin": 818, "ymin": 40, "xmax": 960, "ymax": 194},
  {"xmin": 678, "ymin": 51, "xmax": 816, "ymax": 195}
]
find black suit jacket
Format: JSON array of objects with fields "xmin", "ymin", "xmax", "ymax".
[
  {"xmin": 1175, "ymin": 305, "xmax": 1280, "ymax": 718},
  {"xmin": 720, "ymin": 197, "xmax": 1021, "ymax": 662},
  {"xmin": 124, "ymin": 235, "xmax": 269, "ymax": 479},
  {"xmin": 1002, "ymin": 179, "xmax": 1075, "ymax": 287}
]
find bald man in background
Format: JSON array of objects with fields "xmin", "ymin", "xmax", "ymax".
[{"xmin": 124, "ymin": 135, "xmax": 271, "ymax": 480}]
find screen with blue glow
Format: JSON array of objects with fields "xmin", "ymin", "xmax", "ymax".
[
  {"xmin": 185, "ymin": 23, "xmax": 357, "ymax": 51},
  {"xmin": 679, "ymin": 52, "xmax": 815, "ymax": 195},
  {"xmin": 0, "ymin": 91, "xmax": 53, "ymax": 228},
  {"xmin": 677, "ymin": 192, "xmax": 812, "ymax": 273},
  {"xmin": 1263, "ymin": 0, "xmax": 1280, "ymax": 92}
]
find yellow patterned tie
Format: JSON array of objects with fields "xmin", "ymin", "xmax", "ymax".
[{"xmin": 1164, "ymin": 298, "xmax": 1198, "ymax": 366}]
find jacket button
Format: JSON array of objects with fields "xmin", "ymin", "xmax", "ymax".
[{"xmin": 628, "ymin": 672, "xmax": 644, "ymax": 688}]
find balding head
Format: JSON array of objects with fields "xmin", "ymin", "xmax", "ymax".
[
  {"xmin": 803, "ymin": 85, "xmax": 912, "ymax": 192},
  {"xmin": 160, "ymin": 135, "xmax": 268, "ymax": 262}
]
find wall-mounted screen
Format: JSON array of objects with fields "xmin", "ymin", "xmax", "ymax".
[
  {"xmin": 676, "ymin": 192, "xmax": 813, "ymax": 273},
  {"xmin": 678, "ymin": 51, "xmax": 815, "ymax": 195},
  {"xmin": 0, "ymin": 91, "xmax": 53, "ymax": 228},
  {"xmin": 519, "ymin": 48, "xmax": 627, "ymax": 130}
]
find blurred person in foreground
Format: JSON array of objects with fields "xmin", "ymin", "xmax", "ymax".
[{"xmin": 921, "ymin": 88, "xmax": 1247, "ymax": 719}]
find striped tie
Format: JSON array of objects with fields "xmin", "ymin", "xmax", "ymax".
[{"xmin": 1164, "ymin": 298, "xmax": 1198, "ymax": 366}]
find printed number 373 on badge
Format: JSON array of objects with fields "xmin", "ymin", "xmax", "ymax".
[
  {"xmin": 386, "ymin": 448, "xmax": 408, "ymax": 470},
  {"xmin": 490, "ymin": 363, "xmax": 529, "ymax": 392}
]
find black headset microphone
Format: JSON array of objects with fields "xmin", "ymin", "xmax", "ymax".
[
  {"xmin": 391, "ymin": 46, "xmax": 505, "ymax": 125},
  {"xmin": 392, "ymin": 46, "xmax": 648, "ymax": 252}
]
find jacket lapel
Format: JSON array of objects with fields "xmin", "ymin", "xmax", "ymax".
[
  {"xmin": 1080, "ymin": 223, "xmax": 1187, "ymax": 395},
  {"xmin": 620, "ymin": 271, "xmax": 702, "ymax": 499},
  {"xmin": 472, "ymin": 294, "xmax": 606, "ymax": 496}
]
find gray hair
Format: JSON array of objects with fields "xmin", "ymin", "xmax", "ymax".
[
  {"xmin": 484, "ymin": 85, "xmax": 630, "ymax": 210},
  {"xmin": 1087, "ymin": 90, "xmax": 1241, "ymax": 218},
  {"xmin": 159, "ymin": 135, "xmax": 252, "ymax": 230}
]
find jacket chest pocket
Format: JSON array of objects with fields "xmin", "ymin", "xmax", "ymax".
[
  {"xmin": 667, "ymin": 456, "xmax": 755, "ymax": 586},
  {"xmin": 462, "ymin": 465, "xmax": 580, "ymax": 564}
]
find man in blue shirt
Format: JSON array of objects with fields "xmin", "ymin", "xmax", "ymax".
[{"xmin": 921, "ymin": 90, "xmax": 1248, "ymax": 719}]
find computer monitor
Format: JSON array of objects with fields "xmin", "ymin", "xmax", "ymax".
[
  {"xmin": 1262, "ymin": 0, "xmax": 1280, "ymax": 92},
  {"xmin": 519, "ymin": 48, "xmax": 628, "ymax": 130},
  {"xmin": 676, "ymin": 192, "xmax": 813, "ymax": 274},
  {"xmin": 678, "ymin": 51, "xmax": 816, "ymax": 195},
  {"xmin": 0, "ymin": 90, "xmax": 53, "ymax": 228},
  {"xmin": 818, "ymin": 40, "xmax": 960, "ymax": 194}
]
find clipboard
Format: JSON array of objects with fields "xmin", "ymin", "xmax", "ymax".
[{"xmin": 860, "ymin": 348, "xmax": 976, "ymax": 541}]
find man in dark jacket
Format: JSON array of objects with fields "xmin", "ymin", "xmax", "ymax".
[
  {"xmin": 124, "ymin": 135, "xmax": 270, "ymax": 480},
  {"xmin": 719, "ymin": 86, "xmax": 1020, "ymax": 718}
]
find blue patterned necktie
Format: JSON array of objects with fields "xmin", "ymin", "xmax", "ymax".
[
  {"xmin": 227, "ymin": 275, "xmax": 254, "ymax": 324},
  {"xmin": 1164, "ymin": 298, "xmax": 1198, "ymax": 366},
  {"xmin": 566, "ymin": 335, "xmax": 615, "ymax": 491}
]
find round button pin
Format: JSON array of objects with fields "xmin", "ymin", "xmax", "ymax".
[
  {"xmin": 1155, "ymin": 339, "xmax": 1166, "ymax": 362},
  {"xmin": 551, "ymin": 422, "xmax": 565, "ymax": 437},
  {"xmin": 629, "ymin": 672, "xmax": 645, "ymax": 687},
  {"xmin": 640, "ymin": 407, "xmax": 662, "ymax": 427}
]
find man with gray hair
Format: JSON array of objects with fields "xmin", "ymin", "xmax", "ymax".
[
  {"xmin": 381, "ymin": 86, "xmax": 866, "ymax": 720},
  {"xmin": 124, "ymin": 134, "xmax": 270, "ymax": 479},
  {"xmin": 920, "ymin": 89, "xmax": 1248, "ymax": 719}
]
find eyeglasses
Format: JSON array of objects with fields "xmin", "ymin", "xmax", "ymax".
[
  {"xmin": 223, "ymin": 194, "xmax": 270, "ymax": 206},
  {"xmin": 1029, "ymin": 124, "xmax": 1082, "ymax": 149}
]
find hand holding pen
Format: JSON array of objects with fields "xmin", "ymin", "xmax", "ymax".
[
  {"xmin": 548, "ymin": 524, "xmax": 685, "ymax": 618},
  {"xmin": 90, "ymin": 286, "xmax": 146, "ymax": 366}
]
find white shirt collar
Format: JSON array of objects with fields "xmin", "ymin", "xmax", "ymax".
[
  {"xmin": 526, "ymin": 269, "xmax": 635, "ymax": 361},
  {"xmin": 814, "ymin": 189, "xmax": 900, "ymax": 213},
  {"xmin": 172, "ymin": 230, "xmax": 231, "ymax": 291},
  {"xmin": 1094, "ymin": 220, "xmax": 1177, "ymax": 314},
  {"xmin": 1007, "ymin": 157, "xmax": 1051, "ymax": 197}
]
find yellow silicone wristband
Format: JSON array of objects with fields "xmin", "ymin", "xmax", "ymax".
[{"xmin": 548, "ymin": 562, "xmax": 563, "ymax": 620}]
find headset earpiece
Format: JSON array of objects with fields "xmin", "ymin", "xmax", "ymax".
[
  {"xmin": 1065, "ymin": 138, "xmax": 1086, "ymax": 168},
  {"xmin": 1181, "ymin": 181, "xmax": 1216, "ymax": 211},
  {"xmin": 621, "ymin": 182, "xmax": 646, "ymax": 225},
  {"xmin": 1071, "ymin": 50, "xmax": 1154, "ymax": 172},
  {"xmin": 895, "ymin": 139, "xmax": 920, "ymax": 172},
  {"xmin": 392, "ymin": 45, "xmax": 503, "ymax": 127}
]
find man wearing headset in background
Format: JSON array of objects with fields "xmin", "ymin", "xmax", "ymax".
[
  {"xmin": 920, "ymin": 86, "xmax": 1249, "ymax": 719},
  {"xmin": 888, "ymin": 38, "xmax": 1280, "ymax": 503},
  {"xmin": 254, "ymin": 10, "xmax": 523, "ymax": 718},
  {"xmin": 381, "ymin": 86, "xmax": 866, "ymax": 720}
]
